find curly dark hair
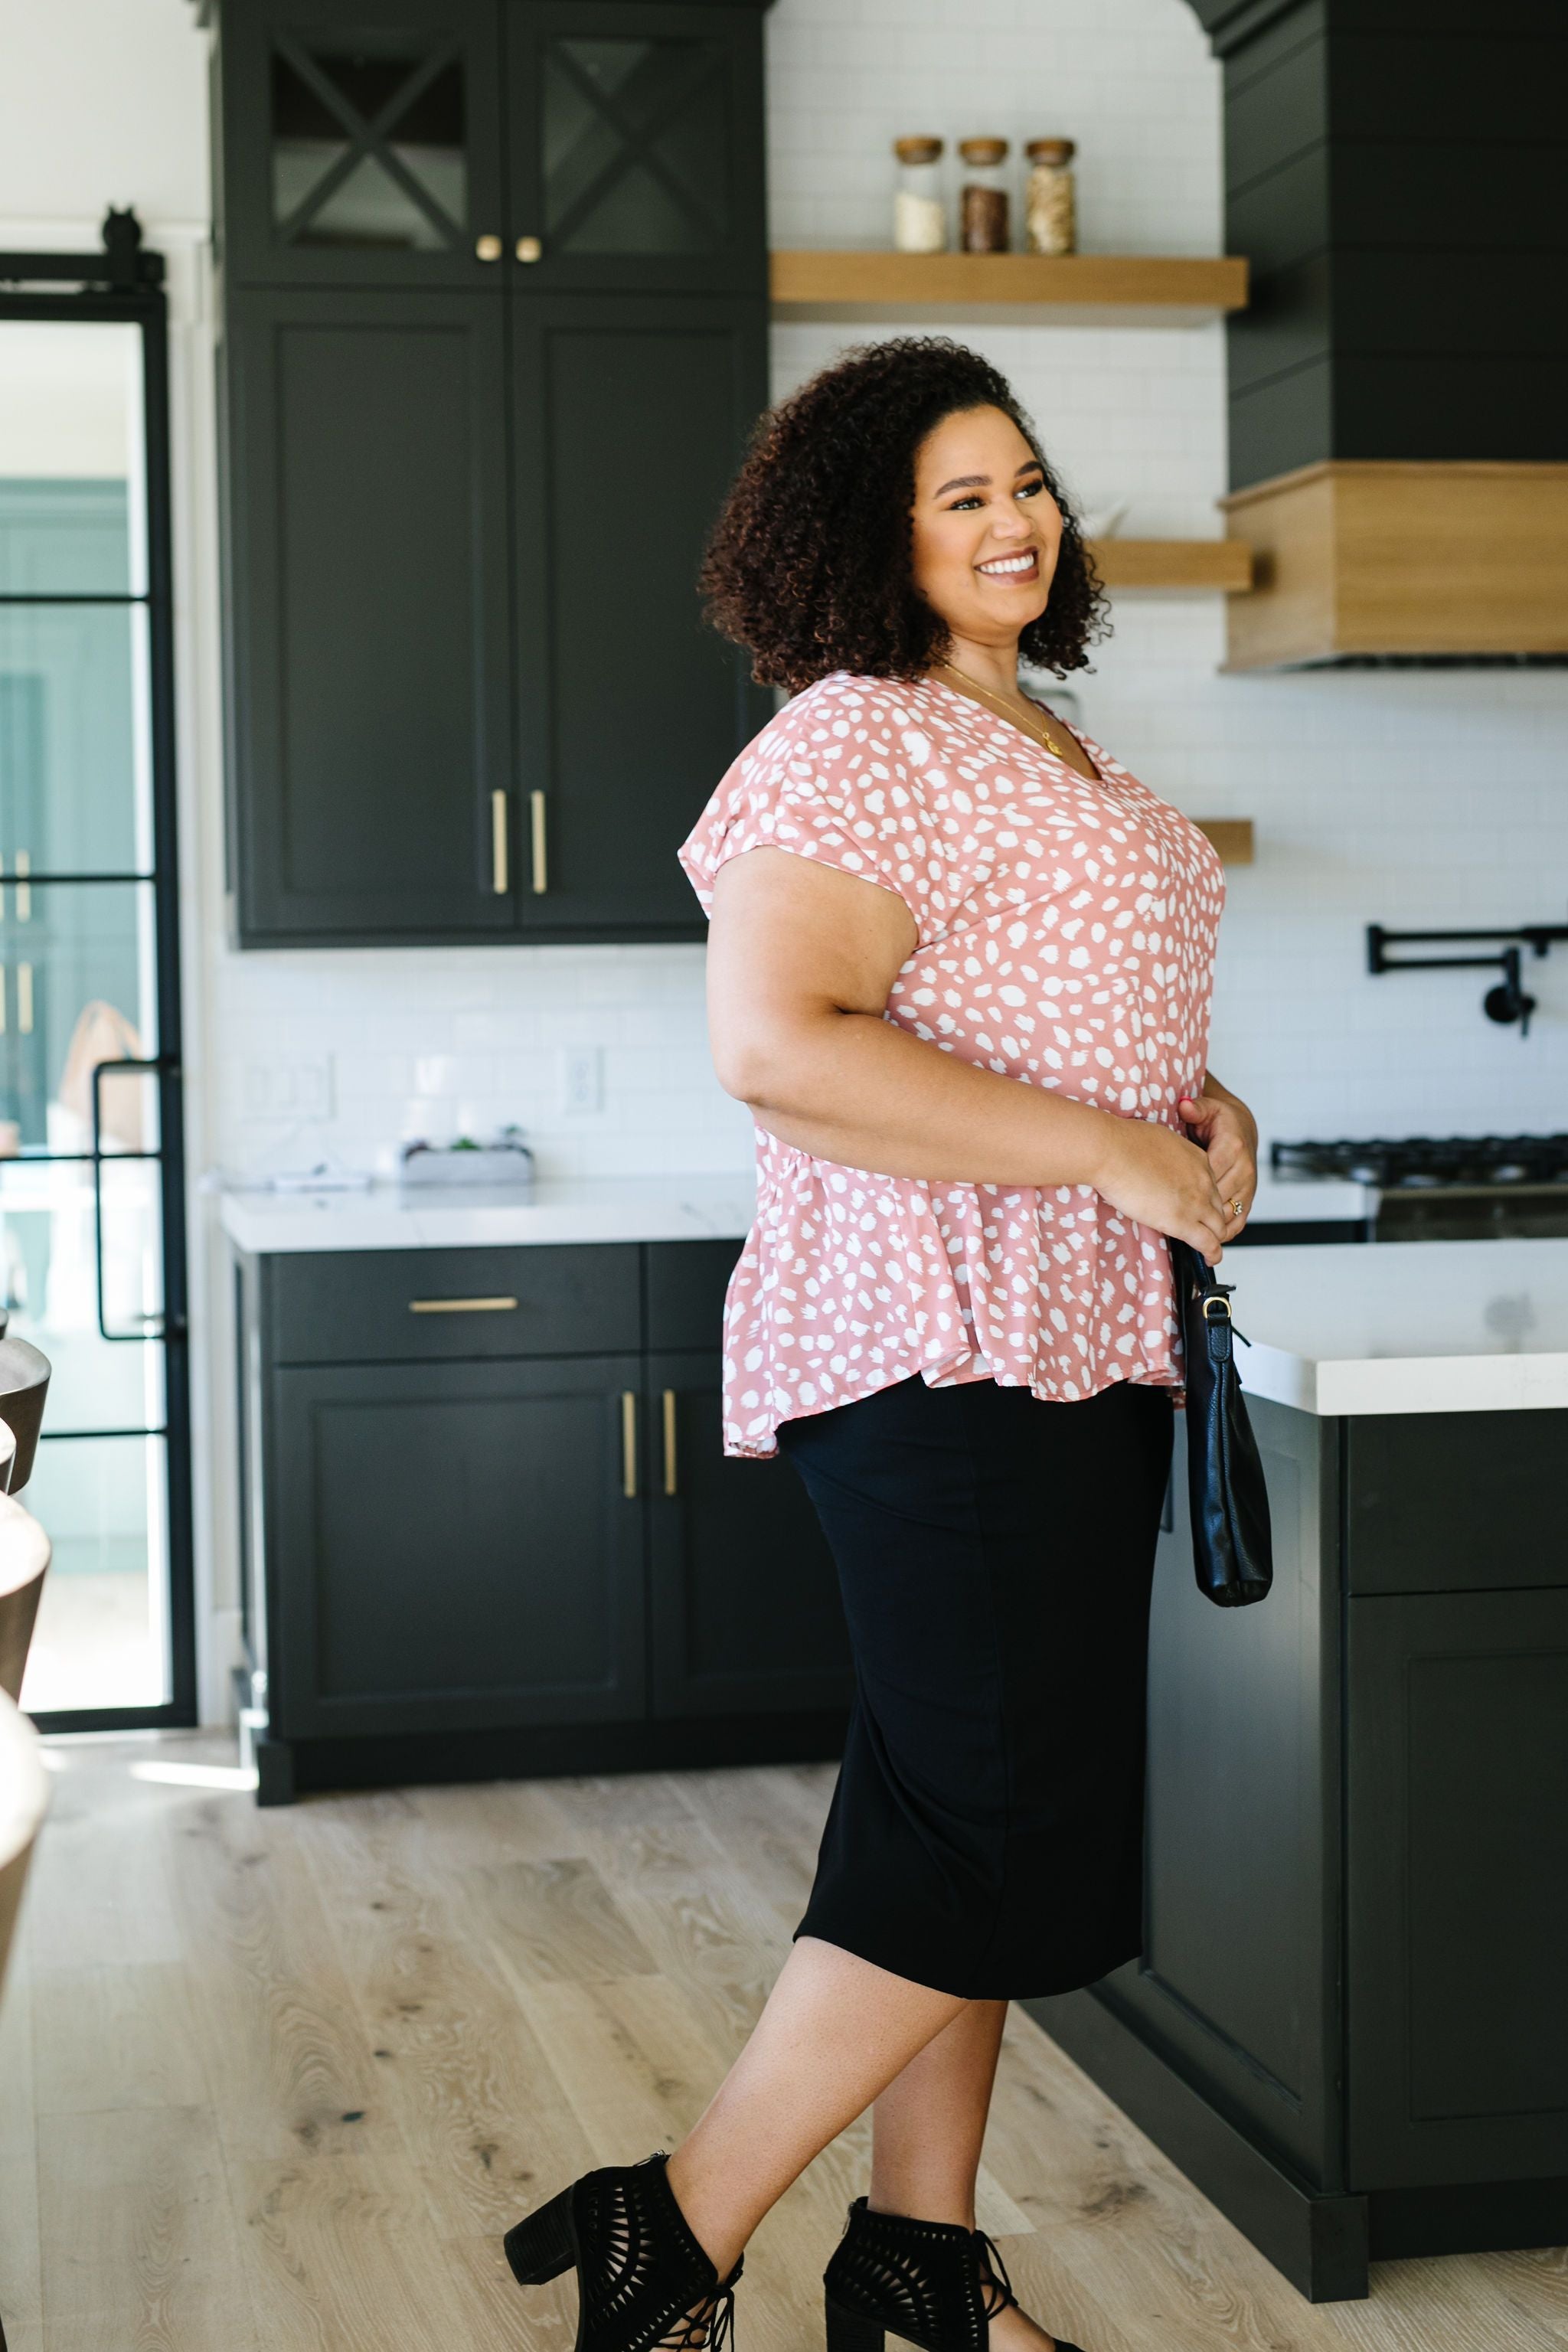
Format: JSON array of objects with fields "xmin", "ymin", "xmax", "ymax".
[{"xmin": 700, "ymin": 336, "xmax": 1108, "ymax": 691}]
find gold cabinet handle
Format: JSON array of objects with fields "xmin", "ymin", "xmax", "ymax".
[
  {"xmin": 17, "ymin": 963, "xmax": 31, "ymax": 1035},
  {"xmin": 492, "ymin": 788, "xmax": 508, "ymax": 894},
  {"xmin": 515, "ymin": 234, "xmax": 543, "ymax": 263},
  {"xmin": 662, "ymin": 1388, "xmax": 678, "ymax": 1497},
  {"xmin": 14, "ymin": 849, "xmax": 28, "ymax": 922},
  {"xmin": 622, "ymin": 1390, "xmax": 638, "ymax": 1499},
  {"xmin": 530, "ymin": 789, "xmax": 547, "ymax": 894},
  {"xmin": 475, "ymin": 233, "xmax": 503, "ymax": 262},
  {"xmin": 409, "ymin": 1295, "xmax": 518, "ymax": 1314}
]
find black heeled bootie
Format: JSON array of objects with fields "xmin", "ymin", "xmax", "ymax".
[
  {"xmin": 822, "ymin": 2196, "xmax": 1085, "ymax": 2352},
  {"xmin": 505, "ymin": 2150, "xmax": 743, "ymax": 2352}
]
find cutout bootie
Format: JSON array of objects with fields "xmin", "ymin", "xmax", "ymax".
[
  {"xmin": 505, "ymin": 2150, "xmax": 743, "ymax": 2352},
  {"xmin": 823, "ymin": 2196, "xmax": 1085, "ymax": 2352}
]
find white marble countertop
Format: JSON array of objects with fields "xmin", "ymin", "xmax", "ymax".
[
  {"xmin": 219, "ymin": 1182, "xmax": 1566, "ymax": 1413},
  {"xmin": 217, "ymin": 1165, "xmax": 1366, "ymax": 1256},
  {"xmin": 218, "ymin": 1174, "xmax": 760, "ymax": 1256},
  {"xmin": 1227, "ymin": 1238, "xmax": 1568, "ymax": 1416}
]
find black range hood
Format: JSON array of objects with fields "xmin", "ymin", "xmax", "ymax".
[{"xmin": 1185, "ymin": 2, "xmax": 1568, "ymax": 668}]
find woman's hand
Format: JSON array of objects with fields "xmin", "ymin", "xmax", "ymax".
[
  {"xmin": 1090, "ymin": 1117, "xmax": 1231, "ymax": 1266},
  {"xmin": 1178, "ymin": 1080, "xmax": 1259, "ymax": 1238}
]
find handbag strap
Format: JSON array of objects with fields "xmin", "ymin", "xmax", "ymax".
[{"xmin": 1181, "ymin": 1246, "xmax": 1253, "ymax": 1355}]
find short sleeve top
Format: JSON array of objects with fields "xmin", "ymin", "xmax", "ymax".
[{"xmin": 678, "ymin": 670, "xmax": 1227, "ymax": 1459}]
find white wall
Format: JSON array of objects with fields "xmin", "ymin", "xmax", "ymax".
[
  {"xmin": 5, "ymin": 0, "xmax": 1567, "ymax": 1718},
  {"xmin": 0, "ymin": 0, "xmax": 208, "ymax": 233}
]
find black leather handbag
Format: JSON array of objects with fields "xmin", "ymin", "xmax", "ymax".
[{"xmin": 1168, "ymin": 1240, "xmax": 1273, "ymax": 1607}]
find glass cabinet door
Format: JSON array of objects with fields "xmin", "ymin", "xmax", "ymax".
[
  {"xmin": 218, "ymin": 0, "xmax": 506, "ymax": 288},
  {"xmin": 506, "ymin": 2, "xmax": 766, "ymax": 294}
]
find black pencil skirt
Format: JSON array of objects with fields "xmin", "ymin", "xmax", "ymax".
[{"xmin": 776, "ymin": 1371, "xmax": 1176, "ymax": 2000}]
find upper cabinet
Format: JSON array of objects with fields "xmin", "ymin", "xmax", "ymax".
[
  {"xmin": 506, "ymin": 3, "xmax": 766, "ymax": 295},
  {"xmin": 215, "ymin": 0, "xmax": 764, "ymax": 296},
  {"xmin": 212, "ymin": 0, "xmax": 772, "ymax": 947},
  {"xmin": 215, "ymin": 0, "xmax": 508, "ymax": 289}
]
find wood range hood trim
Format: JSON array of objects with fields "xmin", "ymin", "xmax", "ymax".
[{"xmin": 1219, "ymin": 460, "xmax": 1568, "ymax": 672}]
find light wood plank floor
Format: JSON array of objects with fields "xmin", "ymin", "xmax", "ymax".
[{"xmin": 0, "ymin": 1732, "xmax": 1563, "ymax": 2352}]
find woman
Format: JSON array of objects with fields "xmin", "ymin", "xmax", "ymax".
[{"xmin": 504, "ymin": 338, "xmax": 1258, "ymax": 2352}]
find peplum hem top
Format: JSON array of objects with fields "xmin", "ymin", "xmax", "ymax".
[{"xmin": 678, "ymin": 670, "xmax": 1227, "ymax": 1459}]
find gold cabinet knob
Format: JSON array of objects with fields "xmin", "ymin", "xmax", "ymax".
[
  {"xmin": 475, "ymin": 233, "xmax": 503, "ymax": 262},
  {"xmin": 514, "ymin": 234, "xmax": 543, "ymax": 264}
]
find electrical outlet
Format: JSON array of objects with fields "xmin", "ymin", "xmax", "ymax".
[
  {"xmin": 237, "ymin": 1057, "xmax": 335, "ymax": 1121},
  {"xmin": 560, "ymin": 1045, "xmax": 603, "ymax": 1115}
]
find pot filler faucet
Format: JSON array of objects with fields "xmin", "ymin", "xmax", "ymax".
[{"xmin": 1367, "ymin": 915, "xmax": 1568, "ymax": 1037}]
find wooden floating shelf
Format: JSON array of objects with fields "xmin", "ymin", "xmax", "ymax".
[
  {"xmin": 1191, "ymin": 818, "xmax": 1255, "ymax": 867},
  {"xmin": 769, "ymin": 250, "xmax": 1248, "ymax": 318},
  {"xmin": 1088, "ymin": 538, "xmax": 1254, "ymax": 594}
]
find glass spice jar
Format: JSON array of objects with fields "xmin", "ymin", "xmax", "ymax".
[
  {"xmin": 892, "ymin": 136, "xmax": 946, "ymax": 253},
  {"xmin": 1024, "ymin": 138, "xmax": 1076, "ymax": 256},
  {"xmin": 958, "ymin": 138, "xmax": 1010, "ymax": 254}
]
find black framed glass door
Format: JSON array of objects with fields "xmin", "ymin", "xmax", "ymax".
[{"xmin": 0, "ymin": 227, "xmax": 194, "ymax": 1727}]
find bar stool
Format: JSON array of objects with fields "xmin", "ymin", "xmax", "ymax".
[
  {"xmin": 0, "ymin": 1684, "xmax": 46, "ymax": 1994},
  {"xmin": 0, "ymin": 1490, "xmax": 51, "ymax": 1707},
  {"xmin": 0, "ymin": 1681, "xmax": 48, "ymax": 2352},
  {"xmin": 0, "ymin": 1307, "xmax": 51, "ymax": 1494}
]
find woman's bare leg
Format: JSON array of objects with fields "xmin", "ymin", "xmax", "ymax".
[
  {"xmin": 871, "ymin": 2002, "xmax": 1060, "ymax": 2352},
  {"xmin": 869, "ymin": 1998, "xmax": 1007, "ymax": 2225},
  {"xmin": 665, "ymin": 1936, "xmax": 965, "ymax": 2275}
]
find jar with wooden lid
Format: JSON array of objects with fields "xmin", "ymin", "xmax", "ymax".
[
  {"xmin": 1024, "ymin": 138, "xmax": 1076, "ymax": 256},
  {"xmin": 958, "ymin": 138, "xmax": 1010, "ymax": 254},
  {"xmin": 893, "ymin": 136, "xmax": 946, "ymax": 253}
]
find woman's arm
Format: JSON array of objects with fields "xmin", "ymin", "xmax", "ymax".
[{"xmin": 707, "ymin": 848, "xmax": 1232, "ymax": 1263}]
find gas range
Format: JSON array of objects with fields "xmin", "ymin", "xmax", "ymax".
[{"xmin": 1270, "ymin": 1133, "xmax": 1568, "ymax": 1240}]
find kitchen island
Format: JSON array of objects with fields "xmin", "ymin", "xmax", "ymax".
[{"xmin": 1027, "ymin": 1239, "xmax": 1568, "ymax": 2305}]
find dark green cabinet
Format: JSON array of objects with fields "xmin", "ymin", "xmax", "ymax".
[
  {"xmin": 1345, "ymin": 1583, "xmax": 1568, "ymax": 2193},
  {"xmin": 505, "ymin": 2, "xmax": 767, "ymax": 295},
  {"xmin": 1027, "ymin": 1397, "xmax": 1568, "ymax": 2304},
  {"xmin": 271, "ymin": 1352, "xmax": 648, "ymax": 1737},
  {"xmin": 647, "ymin": 1350, "xmax": 852, "ymax": 1717},
  {"xmin": 214, "ymin": 0, "xmax": 507, "ymax": 290},
  {"xmin": 511, "ymin": 294, "xmax": 767, "ymax": 936},
  {"xmin": 213, "ymin": 0, "xmax": 772, "ymax": 946},
  {"xmin": 220, "ymin": 289, "xmax": 514, "ymax": 939},
  {"xmin": 235, "ymin": 1235, "xmax": 852, "ymax": 1800}
]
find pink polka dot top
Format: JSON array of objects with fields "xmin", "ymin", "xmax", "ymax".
[{"xmin": 678, "ymin": 671, "xmax": 1227, "ymax": 1459}]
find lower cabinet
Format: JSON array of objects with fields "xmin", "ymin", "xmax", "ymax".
[
  {"xmin": 271, "ymin": 1353, "xmax": 648, "ymax": 1740},
  {"xmin": 1345, "ymin": 1583, "xmax": 1568, "ymax": 2192},
  {"xmin": 237, "ymin": 1236, "xmax": 854, "ymax": 1801},
  {"xmin": 647, "ymin": 1351, "xmax": 852, "ymax": 1718}
]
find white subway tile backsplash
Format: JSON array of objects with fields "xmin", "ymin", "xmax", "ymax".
[{"xmin": 202, "ymin": 0, "xmax": 1568, "ymax": 1191}]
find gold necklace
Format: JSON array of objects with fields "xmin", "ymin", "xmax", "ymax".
[{"xmin": 933, "ymin": 658, "xmax": 1079, "ymax": 766}]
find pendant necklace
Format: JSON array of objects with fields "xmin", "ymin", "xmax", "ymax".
[{"xmin": 933, "ymin": 658, "xmax": 1080, "ymax": 767}]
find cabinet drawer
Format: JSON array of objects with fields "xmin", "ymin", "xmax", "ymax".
[
  {"xmin": 265, "ymin": 1244, "xmax": 640, "ymax": 1364},
  {"xmin": 645, "ymin": 1239, "xmax": 743, "ymax": 1352},
  {"xmin": 1344, "ymin": 1410, "xmax": 1568, "ymax": 1594}
]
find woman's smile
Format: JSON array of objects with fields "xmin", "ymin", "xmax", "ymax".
[{"xmin": 975, "ymin": 548, "xmax": 1040, "ymax": 582}]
